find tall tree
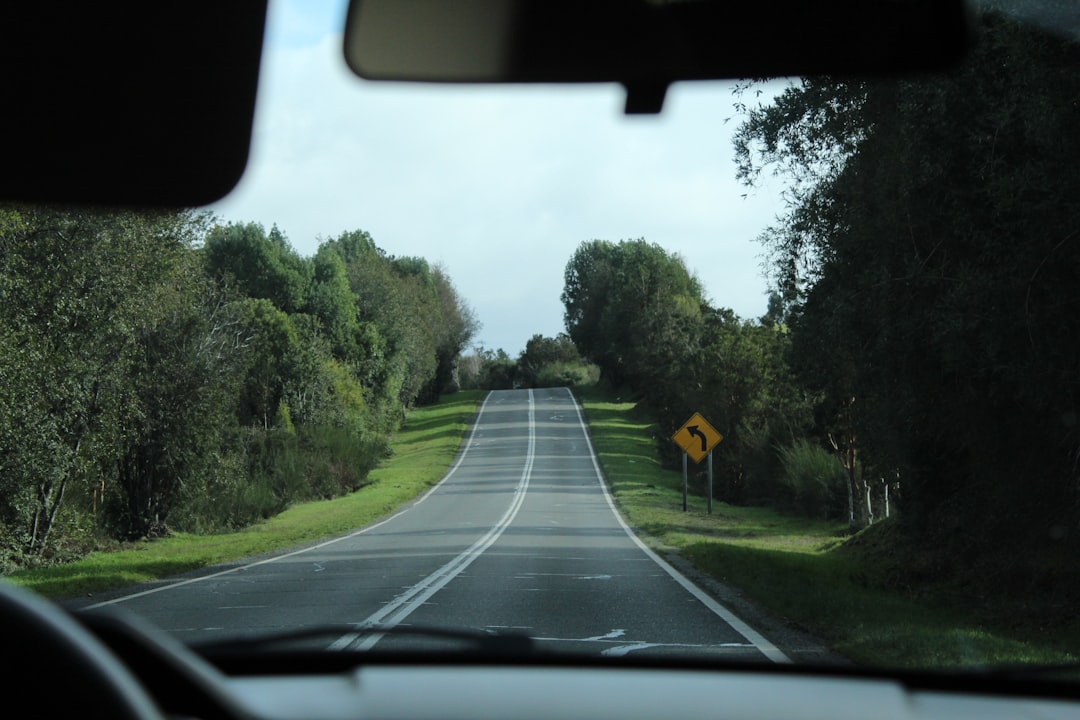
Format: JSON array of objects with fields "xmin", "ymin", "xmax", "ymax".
[
  {"xmin": 562, "ymin": 239, "xmax": 704, "ymax": 389},
  {"xmin": 422, "ymin": 265, "xmax": 479, "ymax": 401},
  {"xmin": 734, "ymin": 10, "xmax": 1080, "ymax": 544},
  {"xmin": 0, "ymin": 207, "xmax": 224, "ymax": 546},
  {"xmin": 203, "ymin": 222, "xmax": 312, "ymax": 314}
]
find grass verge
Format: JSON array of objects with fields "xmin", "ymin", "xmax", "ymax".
[
  {"xmin": 9, "ymin": 390, "xmax": 485, "ymax": 600},
  {"xmin": 577, "ymin": 386, "xmax": 1080, "ymax": 669}
]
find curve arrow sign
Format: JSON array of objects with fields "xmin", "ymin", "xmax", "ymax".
[
  {"xmin": 671, "ymin": 412, "xmax": 723, "ymax": 463},
  {"xmin": 687, "ymin": 425, "xmax": 707, "ymax": 454}
]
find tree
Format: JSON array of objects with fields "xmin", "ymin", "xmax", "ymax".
[
  {"xmin": 0, "ymin": 206, "xmax": 227, "ymax": 546},
  {"xmin": 480, "ymin": 349, "xmax": 519, "ymax": 390},
  {"xmin": 561, "ymin": 238, "xmax": 809, "ymax": 504},
  {"xmin": 113, "ymin": 253, "xmax": 241, "ymax": 538},
  {"xmin": 516, "ymin": 334, "xmax": 581, "ymax": 387},
  {"xmin": 306, "ymin": 243, "xmax": 361, "ymax": 363},
  {"xmin": 420, "ymin": 265, "xmax": 479, "ymax": 402},
  {"xmin": 0, "ymin": 210, "xmax": 480, "ymax": 556},
  {"xmin": 734, "ymin": 12, "xmax": 1080, "ymax": 546},
  {"xmin": 229, "ymin": 298, "xmax": 299, "ymax": 430},
  {"xmin": 203, "ymin": 222, "xmax": 312, "ymax": 314},
  {"xmin": 562, "ymin": 239, "xmax": 704, "ymax": 389}
]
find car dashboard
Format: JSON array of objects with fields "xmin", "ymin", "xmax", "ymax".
[{"xmin": 225, "ymin": 665, "xmax": 1080, "ymax": 720}]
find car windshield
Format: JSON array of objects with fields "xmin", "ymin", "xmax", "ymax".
[{"xmin": 3, "ymin": 0, "xmax": 1080, "ymax": 679}]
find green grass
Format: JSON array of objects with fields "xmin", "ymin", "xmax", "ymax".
[
  {"xmin": 577, "ymin": 386, "xmax": 1080, "ymax": 669},
  {"xmin": 9, "ymin": 390, "xmax": 485, "ymax": 599}
]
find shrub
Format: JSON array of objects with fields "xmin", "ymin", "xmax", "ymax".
[
  {"xmin": 775, "ymin": 439, "xmax": 847, "ymax": 519},
  {"xmin": 534, "ymin": 361, "xmax": 600, "ymax": 388}
]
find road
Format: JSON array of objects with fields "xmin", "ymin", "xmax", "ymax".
[{"xmin": 86, "ymin": 388, "xmax": 789, "ymax": 662}]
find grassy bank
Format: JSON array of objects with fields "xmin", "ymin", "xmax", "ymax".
[
  {"xmin": 577, "ymin": 386, "xmax": 1080, "ymax": 669},
  {"xmin": 9, "ymin": 390, "xmax": 484, "ymax": 599}
]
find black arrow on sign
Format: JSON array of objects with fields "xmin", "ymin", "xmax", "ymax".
[{"xmin": 687, "ymin": 425, "xmax": 707, "ymax": 453}]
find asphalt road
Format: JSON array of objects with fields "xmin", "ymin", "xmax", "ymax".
[{"xmin": 86, "ymin": 388, "xmax": 789, "ymax": 662}]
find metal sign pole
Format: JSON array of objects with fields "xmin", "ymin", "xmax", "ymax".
[
  {"xmin": 707, "ymin": 450, "xmax": 713, "ymax": 514},
  {"xmin": 682, "ymin": 452, "xmax": 688, "ymax": 512}
]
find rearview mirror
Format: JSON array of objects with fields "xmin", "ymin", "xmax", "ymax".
[{"xmin": 344, "ymin": 0, "xmax": 971, "ymax": 113}]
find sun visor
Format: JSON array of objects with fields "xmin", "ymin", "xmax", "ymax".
[{"xmin": 0, "ymin": 3, "xmax": 267, "ymax": 206}]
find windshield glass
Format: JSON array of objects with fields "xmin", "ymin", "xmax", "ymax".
[{"xmin": 2, "ymin": 0, "xmax": 1079, "ymax": 676}]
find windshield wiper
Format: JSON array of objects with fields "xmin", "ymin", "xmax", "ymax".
[{"xmin": 192, "ymin": 623, "xmax": 535, "ymax": 659}]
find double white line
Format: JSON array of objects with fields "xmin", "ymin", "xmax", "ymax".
[{"xmin": 330, "ymin": 389, "xmax": 536, "ymax": 651}]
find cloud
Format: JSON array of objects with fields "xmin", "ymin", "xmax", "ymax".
[{"xmin": 209, "ymin": 2, "xmax": 786, "ymax": 355}]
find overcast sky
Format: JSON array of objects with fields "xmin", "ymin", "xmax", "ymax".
[{"xmin": 208, "ymin": 0, "xmax": 787, "ymax": 356}]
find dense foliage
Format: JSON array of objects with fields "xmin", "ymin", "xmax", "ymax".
[
  {"xmin": 0, "ymin": 209, "xmax": 476, "ymax": 568},
  {"xmin": 553, "ymin": 15, "xmax": 1080, "ymax": 587},
  {"xmin": 561, "ymin": 238, "xmax": 813, "ymax": 507},
  {"xmin": 733, "ymin": 10, "xmax": 1080, "ymax": 573},
  {"xmin": 458, "ymin": 334, "xmax": 599, "ymax": 391}
]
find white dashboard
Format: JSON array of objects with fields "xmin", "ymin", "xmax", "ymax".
[{"xmin": 228, "ymin": 665, "xmax": 1080, "ymax": 720}]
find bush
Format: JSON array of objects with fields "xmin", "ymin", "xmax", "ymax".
[
  {"xmin": 534, "ymin": 361, "xmax": 600, "ymax": 388},
  {"xmin": 775, "ymin": 439, "xmax": 847, "ymax": 519},
  {"xmin": 171, "ymin": 441, "xmax": 248, "ymax": 534},
  {"xmin": 298, "ymin": 424, "xmax": 384, "ymax": 498},
  {"xmin": 480, "ymin": 358, "xmax": 518, "ymax": 389}
]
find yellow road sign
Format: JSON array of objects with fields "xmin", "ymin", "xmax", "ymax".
[{"xmin": 672, "ymin": 412, "xmax": 723, "ymax": 463}]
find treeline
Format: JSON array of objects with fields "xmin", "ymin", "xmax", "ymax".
[
  {"xmin": 560, "ymin": 239, "xmax": 826, "ymax": 515},
  {"xmin": 457, "ymin": 333, "xmax": 599, "ymax": 391},
  {"xmin": 561, "ymin": 10, "xmax": 1080, "ymax": 585},
  {"xmin": 0, "ymin": 208, "xmax": 476, "ymax": 569},
  {"xmin": 728, "ymin": 10, "xmax": 1080, "ymax": 569}
]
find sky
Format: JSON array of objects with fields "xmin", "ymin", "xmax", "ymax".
[{"xmin": 208, "ymin": 0, "xmax": 788, "ymax": 356}]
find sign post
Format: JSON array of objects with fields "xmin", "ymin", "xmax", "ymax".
[
  {"xmin": 707, "ymin": 450, "xmax": 714, "ymax": 514},
  {"xmin": 671, "ymin": 412, "xmax": 724, "ymax": 513},
  {"xmin": 682, "ymin": 452, "xmax": 688, "ymax": 511}
]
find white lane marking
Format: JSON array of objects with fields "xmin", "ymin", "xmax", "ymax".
[
  {"xmin": 602, "ymin": 643, "xmax": 660, "ymax": 657},
  {"xmin": 513, "ymin": 572, "xmax": 608, "ymax": 578},
  {"xmin": 584, "ymin": 629, "xmax": 626, "ymax": 641},
  {"xmin": 330, "ymin": 389, "xmax": 537, "ymax": 651},
  {"xmin": 563, "ymin": 387, "xmax": 792, "ymax": 664},
  {"xmin": 83, "ymin": 391, "xmax": 496, "ymax": 611},
  {"xmin": 527, "ymin": 632, "xmax": 754, "ymax": 654},
  {"xmin": 601, "ymin": 641, "xmax": 754, "ymax": 657}
]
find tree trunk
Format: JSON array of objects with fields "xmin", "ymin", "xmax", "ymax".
[{"xmin": 829, "ymin": 397, "xmax": 863, "ymax": 531}]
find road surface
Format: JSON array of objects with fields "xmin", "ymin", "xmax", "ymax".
[{"xmin": 86, "ymin": 388, "xmax": 789, "ymax": 662}]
